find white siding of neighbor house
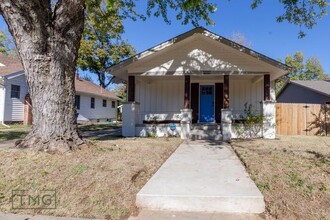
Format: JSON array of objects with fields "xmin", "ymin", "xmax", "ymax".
[
  {"xmin": 0, "ymin": 86, "xmax": 4, "ymax": 122},
  {"xmin": 135, "ymin": 76, "xmax": 275, "ymax": 123},
  {"xmin": 4, "ymin": 74, "xmax": 28, "ymax": 122},
  {"xmin": 76, "ymin": 93, "xmax": 117, "ymax": 121}
]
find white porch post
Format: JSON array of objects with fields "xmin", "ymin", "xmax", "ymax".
[
  {"xmin": 262, "ymin": 101, "xmax": 276, "ymax": 139},
  {"xmin": 180, "ymin": 109, "xmax": 192, "ymax": 139},
  {"xmin": 122, "ymin": 102, "xmax": 140, "ymax": 137},
  {"xmin": 221, "ymin": 109, "xmax": 232, "ymax": 141}
]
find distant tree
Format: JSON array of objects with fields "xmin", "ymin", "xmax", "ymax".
[
  {"xmin": 77, "ymin": 0, "xmax": 135, "ymax": 89},
  {"xmin": 276, "ymin": 51, "xmax": 327, "ymax": 93},
  {"xmin": 80, "ymin": 74, "xmax": 93, "ymax": 82},
  {"xmin": 0, "ymin": 30, "xmax": 17, "ymax": 57},
  {"xmin": 231, "ymin": 32, "xmax": 253, "ymax": 48},
  {"xmin": 112, "ymin": 83, "xmax": 126, "ymax": 102}
]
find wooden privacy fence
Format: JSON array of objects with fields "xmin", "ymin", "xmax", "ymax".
[{"xmin": 276, "ymin": 103, "xmax": 330, "ymax": 136}]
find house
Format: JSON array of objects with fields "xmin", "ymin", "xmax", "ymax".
[
  {"xmin": 109, "ymin": 27, "xmax": 290, "ymax": 140},
  {"xmin": 0, "ymin": 54, "xmax": 119, "ymax": 125},
  {"xmin": 277, "ymin": 80, "xmax": 330, "ymax": 104}
]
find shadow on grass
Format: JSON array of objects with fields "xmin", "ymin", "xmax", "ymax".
[
  {"xmin": 88, "ymin": 134, "xmax": 123, "ymax": 141},
  {"xmin": 78, "ymin": 123, "xmax": 119, "ymax": 132},
  {"xmin": 0, "ymin": 130, "xmax": 28, "ymax": 141}
]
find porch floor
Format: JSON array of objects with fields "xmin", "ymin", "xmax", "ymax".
[{"xmin": 136, "ymin": 141, "xmax": 265, "ymax": 213}]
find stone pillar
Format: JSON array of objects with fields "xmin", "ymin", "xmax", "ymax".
[
  {"xmin": 262, "ymin": 100, "xmax": 276, "ymax": 139},
  {"xmin": 221, "ymin": 109, "xmax": 232, "ymax": 142},
  {"xmin": 180, "ymin": 109, "xmax": 192, "ymax": 139},
  {"xmin": 122, "ymin": 102, "xmax": 140, "ymax": 137}
]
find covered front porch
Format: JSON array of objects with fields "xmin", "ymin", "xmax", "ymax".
[
  {"xmin": 122, "ymin": 73, "xmax": 276, "ymax": 140},
  {"xmin": 109, "ymin": 28, "xmax": 289, "ymax": 140}
]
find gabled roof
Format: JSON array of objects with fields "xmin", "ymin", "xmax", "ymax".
[
  {"xmin": 278, "ymin": 80, "xmax": 330, "ymax": 98},
  {"xmin": 109, "ymin": 27, "xmax": 290, "ymax": 75},
  {"xmin": 0, "ymin": 54, "xmax": 24, "ymax": 77},
  {"xmin": 75, "ymin": 78, "xmax": 119, "ymax": 100}
]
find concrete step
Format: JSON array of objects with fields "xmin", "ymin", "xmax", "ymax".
[
  {"xmin": 192, "ymin": 124, "xmax": 221, "ymax": 131},
  {"xmin": 136, "ymin": 143, "xmax": 265, "ymax": 214},
  {"xmin": 190, "ymin": 129, "xmax": 222, "ymax": 141}
]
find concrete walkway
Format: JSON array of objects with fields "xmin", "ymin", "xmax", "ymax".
[{"xmin": 136, "ymin": 141, "xmax": 265, "ymax": 214}]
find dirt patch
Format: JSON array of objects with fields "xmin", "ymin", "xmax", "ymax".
[
  {"xmin": 0, "ymin": 137, "xmax": 182, "ymax": 219},
  {"xmin": 231, "ymin": 135, "xmax": 330, "ymax": 220}
]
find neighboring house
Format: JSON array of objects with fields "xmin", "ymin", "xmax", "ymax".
[
  {"xmin": 0, "ymin": 54, "xmax": 119, "ymax": 124},
  {"xmin": 109, "ymin": 27, "xmax": 290, "ymax": 140},
  {"xmin": 277, "ymin": 80, "xmax": 330, "ymax": 104}
]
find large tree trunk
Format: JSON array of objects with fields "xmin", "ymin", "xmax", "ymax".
[{"xmin": 0, "ymin": 0, "xmax": 86, "ymax": 152}]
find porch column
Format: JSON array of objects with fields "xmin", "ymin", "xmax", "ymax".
[
  {"xmin": 128, "ymin": 75, "xmax": 135, "ymax": 102},
  {"xmin": 184, "ymin": 75, "xmax": 190, "ymax": 108},
  {"xmin": 122, "ymin": 102, "xmax": 140, "ymax": 137},
  {"xmin": 223, "ymin": 75, "xmax": 229, "ymax": 108},
  {"xmin": 262, "ymin": 101, "xmax": 276, "ymax": 139},
  {"xmin": 264, "ymin": 74, "xmax": 270, "ymax": 101}
]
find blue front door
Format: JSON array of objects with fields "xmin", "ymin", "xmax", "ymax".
[{"xmin": 200, "ymin": 85, "xmax": 215, "ymax": 122}]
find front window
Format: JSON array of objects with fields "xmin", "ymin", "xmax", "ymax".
[
  {"xmin": 112, "ymin": 101, "xmax": 116, "ymax": 108},
  {"xmin": 11, "ymin": 85, "xmax": 20, "ymax": 98},
  {"xmin": 102, "ymin": 99, "xmax": 107, "ymax": 107}
]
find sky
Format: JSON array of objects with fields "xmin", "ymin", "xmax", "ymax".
[
  {"xmin": 1, "ymin": 1, "xmax": 329, "ymax": 81},
  {"xmin": 121, "ymin": 1, "xmax": 330, "ymax": 74}
]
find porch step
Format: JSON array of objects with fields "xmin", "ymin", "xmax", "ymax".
[
  {"xmin": 190, "ymin": 124, "xmax": 222, "ymax": 140},
  {"xmin": 192, "ymin": 124, "xmax": 221, "ymax": 131}
]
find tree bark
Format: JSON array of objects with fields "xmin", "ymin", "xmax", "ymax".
[{"xmin": 0, "ymin": 0, "xmax": 87, "ymax": 152}]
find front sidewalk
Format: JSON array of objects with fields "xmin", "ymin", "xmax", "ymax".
[{"xmin": 135, "ymin": 140, "xmax": 265, "ymax": 213}]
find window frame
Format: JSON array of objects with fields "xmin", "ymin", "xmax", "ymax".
[
  {"xmin": 112, "ymin": 101, "xmax": 116, "ymax": 108},
  {"xmin": 102, "ymin": 99, "xmax": 107, "ymax": 107}
]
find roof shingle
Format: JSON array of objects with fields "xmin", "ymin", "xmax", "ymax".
[
  {"xmin": 291, "ymin": 80, "xmax": 330, "ymax": 97},
  {"xmin": 0, "ymin": 54, "xmax": 24, "ymax": 77}
]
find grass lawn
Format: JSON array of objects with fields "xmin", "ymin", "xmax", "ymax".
[
  {"xmin": 232, "ymin": 135, "xmax": 330, "ymax": 220},
  {"xmin": 0, "ymin": 123, "xmax": 118, "ymax": 142},
  {"xmin": 0, "ymin": 137, "xmax": 182, "ymax": 219},
  {"xmin": 0, "ymin": 124, "xmax": 30, "ymax": 142}
]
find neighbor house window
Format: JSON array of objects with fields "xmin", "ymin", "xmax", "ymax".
[
  {"xmin": 11, "ymin": 85, "xmax": 20, "ymax": 98},
  {"xmin": 102, "ymin": 99, "xmax": 107, "ymax": 107},
  {"xmin": 75, "ymin": 95, "xmax": 80, "ymax": 110},
  {"xmin": 112, "ymin": 101, "xmax": 116, "ymax": 108},
  {"xmin": 91, "ymin": 97, "xmax": 95, "ymax": 109}
]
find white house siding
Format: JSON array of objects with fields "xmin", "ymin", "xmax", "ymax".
[
  {"xmin": 76, "ymin": 93, "xmax": 117, "ymax": 122},
  {"xmin": 135, "ymin": 77, "xmax": 184, "ymax": 124},
  {"xmin": 230, "ymin": 79, "xmax": 263, "ymax": 116},
  {"xmin": 4, "ymin": 74, "xmax": 28, "ymax": 122},
  {"xmin": 0, "ymin": 86, "xmax": 4, "ymax": 122},
  {"xmin": 135, "ymin": 76, "xmax": 275, "ymax": 124}
]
